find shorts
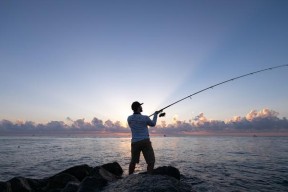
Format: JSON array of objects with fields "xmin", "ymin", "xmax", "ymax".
[{"xmin": 131, "ymin": 139, "xmax": 155, "ymax": 164}]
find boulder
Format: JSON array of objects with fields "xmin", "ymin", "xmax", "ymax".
[
  {"xmin": 77, "ymin": 176, "xmax": 107, "ymax": 192},
  {"xmin": 153, "ymin": 166, "xmax": 181, "ymax": 180},
  {"xmin": 61, "ymin": 182, "xmax": 79, "ymax": 192},
  {"xmin": 100, "ymin": 162, "xmax": 123, "ymax": 177},
  {"xmin": 56, "ymin": 164, "xmax": 92, "ymax": 182},
  {"xmin": 90, "ymin": 163, "xmax": 123, "ymax": 182},
  {"xmin": 8, "ymin": 177, "xmax": 31, "ymax": 192},
  {"xmin": 0, "ymin": 181, "xmax": 11, "ymax": 192},
  {"xmin": 45, "ymin": 173, "xmax": 79, "ymax": 191},
  {"xmin": 26, "ymin": 178, "xmax": 49, "ymax": 192}
]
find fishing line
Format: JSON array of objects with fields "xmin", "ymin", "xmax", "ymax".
[{"xmin": 150, "ymin": 64, "xmax": 288, "ymax": 117}]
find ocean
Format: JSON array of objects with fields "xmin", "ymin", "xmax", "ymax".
[{"xmin": 0, "ymin": 136, "xmax": 287, "ymax": 192}]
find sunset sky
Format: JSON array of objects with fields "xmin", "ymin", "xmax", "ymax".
[{"xmin": 1, "ymin": 0, "xmax": 288, "ymax": 128}]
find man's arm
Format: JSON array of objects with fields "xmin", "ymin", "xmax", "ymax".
[{"xmin": 146, "ymin": 111, "xmax": 161, "ymax": 127}]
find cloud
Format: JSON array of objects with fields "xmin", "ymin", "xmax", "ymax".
[
  {"xmin": 0, "ymin": 108, "xmax": 287, "ymax": 135},
  {"xmin": 245, "ymin": 108, "xmax": 279, "ymax": 121},
  {"xmin": 91, "ymin": 117, "xmax": 105, "ymax": 130},
  {"xmin": 153, "ymin": 108, "xmax": 288, "ymax": 135}
]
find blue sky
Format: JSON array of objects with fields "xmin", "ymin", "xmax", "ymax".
[{"xmin": 1, "ymin": 0, "xmax": 288, "ymax": 126}]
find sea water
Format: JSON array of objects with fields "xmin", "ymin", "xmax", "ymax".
[{"xmin": 0, "ymin": 136, "xmax": 287, "ymax": 192}]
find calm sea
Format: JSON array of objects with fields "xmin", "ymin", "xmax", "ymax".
[{"xmin": 0, "ymin": 136, "xmax": 287, "ymax": 192}]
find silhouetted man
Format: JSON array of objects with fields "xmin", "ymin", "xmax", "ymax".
[{"xmin": 127, "ymin": 101, "xmax": 160, "ymax": 174}]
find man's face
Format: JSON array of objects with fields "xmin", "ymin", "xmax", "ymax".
[{"xmin": 139, "ymin": 105, "xmax": 143, "ymax": 112}]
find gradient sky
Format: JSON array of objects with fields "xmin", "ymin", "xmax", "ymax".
[{"xmin": 1, "ymin": 0, "xmax": 288, "ymax": 126}]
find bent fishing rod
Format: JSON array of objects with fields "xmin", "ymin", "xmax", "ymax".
[{"xmin": 150, "ymin": 64, "xmax": 288, "ymax": 117}]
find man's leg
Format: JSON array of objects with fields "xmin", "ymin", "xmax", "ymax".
[
  {"xmin": 129, "ymin": 162, "xmax": 136, "ymax": 175},
  {"xmin": 142, "ymin": 140, "xmax": 155, "ymax": 174},
  {"xmin": 130, "ymin": 141, "xmax": 140, "ymax": 175},
  {"xmin": 147, "ymin": 162, "xmax": 154, "ymax": 174}
]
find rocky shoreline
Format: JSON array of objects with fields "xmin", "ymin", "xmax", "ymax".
[{"xmin": 0, "ymin": 162, "xmax": 194, "ymax": 192}]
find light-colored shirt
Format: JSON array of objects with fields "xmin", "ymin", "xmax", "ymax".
[{"xmin": 127, "ymin": 113, "xmax": 158, "ymax": 143}]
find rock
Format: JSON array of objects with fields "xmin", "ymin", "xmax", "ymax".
[
  {"xmin": 61, "ymin": 182, "xmax": 79, "ymax": 192},
  {"xmin": 89, "ymin": 167, "xmax": 102, "ymax": 179},
  {"xmin": 99, "ymin": 167, "xmax": 122, "ymax": 182},
  {"xmin": 1, "ymin": 162, "xmax": 193, "ymax": 192},
  {"xmin": 77, "ymin": 176, "xmax": 107, "ymax": 192},
  {"xmin": 56, "ymin": 164, "xmax": 92, "ymax": 182},
  {"xmin": 8, "ymin": 177, "xmax": 32, "ymax": 192},
  {"xmin": 102, "ymin": 174, "xmax": 194, "ymax": 192},
  {"xmin": 26, "ymin": 178, "xmax": 49, "ymax": 192},
  {"xmin": 0, "ymin": 181, "xmax": 11, "ymax": 192},
  {"xmin": 2, "ymin": 177, "xmax": 48, "ymax": 192},
  {"xmin": 153, "ymin": 166, "xmax": 181, "ymax": 180},
  {"xmin": 45, "ymin": 173, "xmax": 79, "ymax": 191},
  {"xmin": 90, "ymin": 163, "xmax": 123, "ymax": 182},
  {"xmin": 100, "ymin": 162, "xmax": 123, "ymax": 177}
]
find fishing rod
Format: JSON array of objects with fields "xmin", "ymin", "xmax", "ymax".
[{"xmin": 150, "ymin": 64, "xmax": 288, "ymax": 117}]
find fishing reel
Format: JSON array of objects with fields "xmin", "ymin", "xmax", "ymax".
[
  {"xmin": 150, "ymin": 110, "xmax": 166, "ymax": 118},
  {"xmin": 159, "ymin": 112, "xmax": 166, "ymax": 117}
]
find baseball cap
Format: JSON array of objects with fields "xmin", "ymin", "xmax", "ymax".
[{"xmin": 131, "ymin": 101, "xmax": 143, "ymax": 111}]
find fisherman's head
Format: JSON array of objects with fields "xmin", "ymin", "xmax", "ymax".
[{"xmin": 131, "ymin": 101, "xmax": 143, "ymax": 113}]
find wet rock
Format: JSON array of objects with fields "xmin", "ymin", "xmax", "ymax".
[{"xmin": 77, "ymin": 176, "xmax": 107, "ymax": 192}]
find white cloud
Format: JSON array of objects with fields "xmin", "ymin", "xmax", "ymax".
[{"xmin": 246, "ymin": 108, "xmax": 279, "ymax": 121}]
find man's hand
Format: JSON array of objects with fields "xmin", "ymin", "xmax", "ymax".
[{"xmin": 154, "ymin": 110, "xmax": 163, "ymax": 115}]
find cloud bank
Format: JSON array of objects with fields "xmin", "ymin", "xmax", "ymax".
[{"xmin": 1, "ymin": 108, "xmax": 287, "ymax": 136}]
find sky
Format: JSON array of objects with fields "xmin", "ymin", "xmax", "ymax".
[{"xmin": 1, "ymin": 0, "xmax": 288, "ymax": 132}]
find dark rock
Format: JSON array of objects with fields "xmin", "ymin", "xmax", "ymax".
[
  {"xmin": 0, "ymin": 181, "xmax": 11, "ymax": 192},
  {"xmin": 153, "ymin": 166, "xmax": 181, "ymax": 180},
  {"xmin": 90, "ymin": 163, "xmax": 122, "ymax": 182},
  {"xmin": 8, "ymin": 177, "xmax": 32, "ymax": 192},
  {"xmin": 77, "ymin": 176, "xmax": 107, "ymax": 192},
  {"xmin": 45, "ymin": 173, "xmax": 79, "ymax": 191},
  {"xmin": 61, "ymin": 182, "xmax": 79, "ymax": 192},
  {"xmin": 56, "ymin": 164, "xmax": 92, "ymax": 182},
  {"xmin": 101, "ymin": 162, "xmax": 123, "ymax": 177},
  {"xmin": 48, "ymin": 189, "xmax": 61, "ymax": 192},
  {"xmin": 1, "ymin": 162, "xmax": 191, "ymax": 192},
  {"xmin": 89, "ymin": 167, "xmax": 102, "ymax": 179},
  {"xmin": 26, "ymin": 178, "xmax": 49, "ymax": 192}
]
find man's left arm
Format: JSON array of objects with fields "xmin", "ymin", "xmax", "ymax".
[{"xmin": 146, "ymin": 111, "xmax": 160, "ymax": 127}]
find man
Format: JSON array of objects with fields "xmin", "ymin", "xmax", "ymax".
[{"xmin": 127, "ymin": 101, "xmax": 161, "ymax": 174}]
